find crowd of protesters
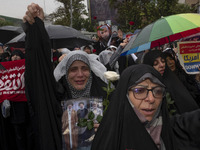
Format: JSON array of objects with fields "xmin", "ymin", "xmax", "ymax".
[{"xmin": 1, "ymin": 3, "xmax": 200, "ymax": 150}]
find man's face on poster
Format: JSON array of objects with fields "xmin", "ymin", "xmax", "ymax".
[
  {"xmin": 68, "ymin": 104, "xmax": 72, "ymax": 110},
  {"xmin": 98, "ymin": 26, "xmax": 110, "ymax": 41},
  {"xmin": 79, "ymin": 103, "xmax": 84, "ymax": 109}
]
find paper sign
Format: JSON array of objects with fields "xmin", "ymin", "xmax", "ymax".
[{"xmin": 177, "ymin": 41, "xmax": 200, "ymax": 74}]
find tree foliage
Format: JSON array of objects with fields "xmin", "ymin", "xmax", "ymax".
[
  {"xmin": 0, "ymin": 19, "xmax": 14, "ymax": 26},
  {"xmin": 49, "ymin": 0, "xmax": 91, "ymax": 30},
  {"xmin": 49, "ymin": 0, "xmax": 197, "ymax": 32},
  {"xmin": 109, "ymin": 0, "xmax": 196, "ymax": 33}
]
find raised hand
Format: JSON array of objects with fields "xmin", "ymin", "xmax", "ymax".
[{"xmin": 23, "ymin": 3, "xmax": 44, "ymax": 24}]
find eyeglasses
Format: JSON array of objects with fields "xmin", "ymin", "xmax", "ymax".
[{"xmin": 130, "ymin": 86, "xmax": 165, "ymax": 100}]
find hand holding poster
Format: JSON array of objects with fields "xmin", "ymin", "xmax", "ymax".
[{"xmin": 177, "ymin": 41, "xmax": 200, "ymax": 74}]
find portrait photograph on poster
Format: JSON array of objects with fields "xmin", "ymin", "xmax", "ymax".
[{"xmin": 61, "ymin": 97, "xmax": 103, "ymax": 150}]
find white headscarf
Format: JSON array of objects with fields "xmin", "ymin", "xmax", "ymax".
[
  {"xmin": 54, "ymin": 50, "xmax": 108, "ymax": 84},
  {"xmin": 98, "ymin": 50, "xmax": 119, "ymax": 74},
  {"xmin": 98, "ymin": 50, "xmax": 114, "ymax": 65}
]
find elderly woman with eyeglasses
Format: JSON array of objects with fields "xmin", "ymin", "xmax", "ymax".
[{"xmin": 91, "ymin": 64, "xmax": 200, "ymax": 150}]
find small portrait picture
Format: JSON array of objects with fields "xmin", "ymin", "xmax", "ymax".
[{"xmin": 61, "ymin": 97, "xmax": 103, "ymax": 150}]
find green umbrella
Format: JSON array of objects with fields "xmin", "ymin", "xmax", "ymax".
[{"xmin": 122, "ymin": 13, "xmax": 200, "ymax": 55}]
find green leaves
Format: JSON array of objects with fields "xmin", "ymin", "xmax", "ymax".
[
  {"xmin": 87, "ymin": 120, "xmax": 94, "ymax": 130},
  {"xmin": 102, "ymin": 87, "xmax": 108, "ymax": 92},
  {"xmin": 96, "ymin": 115, "xmax": 103, "ymax": 123},
  {"xmin": 88, "ymin": 111, "xmax": 95, "ymax": 120},
  {"xmin": 77, "ymin": 111, "xmax": 102, "ymax": 130},
  {"xmin": 166, "ymin": 92, "xmax": 176, "ymax": 116},
  {"xmin": 78, "ymin": 118, "xmax": 87, "ymax": 127}
]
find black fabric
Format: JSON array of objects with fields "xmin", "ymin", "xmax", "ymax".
[
  {"xmin": 0, "ymin": 112, "xmax": 17, "ymax": 150},
  {"xmin": 171, "ymin": 109, "xmax": 200, "ymax": 150},
  {"xmin": 9, "ymin": 101, "xmax": 29, "ymax": 124},
  {"xmin": 143, "ymin": 50, "xmax": 199, "ymax": 114},
  {"xmin": 24, "ymin": 18, "xmax": 62, "ymax": 150},
  {"xmin": 93, "ymin": 41, "xmax": 108, "ymax": 55},
  {"xmin": 118, "ymin": 55, "xmax": 136, "ymax": 75},
  {"xmin": 162, "ymin": 69, "xmax": 199, "ymax": 113},
  {"xmin": 163, "ymin": 52, "xmax": 200, "ymax": 107},
  {"xmin": 91, "ymin": 64, "xmax": 176, "ymax": 150},
  {"xmin": 143, "ymin": 50, "xmax": 164, "ymax": 66},
  {"xmin": 9, "ymin": 101, "xmax": 33, "ymax": 150},
  {"xmin": 0, "ymin": 52, "xmax": 10, "ymax": 62}
]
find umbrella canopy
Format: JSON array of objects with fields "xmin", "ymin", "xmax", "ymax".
[
  {"xmin": 6, "ymin": 32, "xmax": 25, "ymax": 48},
  {"xmin": 6, "ymin": 24, "xmax": 94, "ymax": 49},
  {"xmin": 122, "ymin": 13, "xmax": 200, "ymax": 55},
  {"xmin": 181, "ymin": 32, "xmax": 200, "ymax": 41},
  {"xmin": 0, "ymin": 26, "xmax": 23, "ymax": 44},
  {"xmin": 121, "ymin": 33, "xmax": 139, "ymax": 54}
]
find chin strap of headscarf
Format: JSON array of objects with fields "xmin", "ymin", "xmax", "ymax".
[{"xmin": 67, "ymin": 75, "xmax": 92, "ymax": 98}]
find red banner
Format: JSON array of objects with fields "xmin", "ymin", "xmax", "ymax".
[
  {"xmin": 0, "ymin": 59, "xmax": 27, "ymax": 103},
  {"xmin": 179, "ymin": 42, "xmax": 200, "ymax": 54}
]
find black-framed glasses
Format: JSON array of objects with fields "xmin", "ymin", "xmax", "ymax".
[{"xmin": 130, "ymin": 86, "xmax": 165, "ymax": 100}]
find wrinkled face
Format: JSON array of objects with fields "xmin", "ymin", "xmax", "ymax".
[
  {"xmin": 98, "ymin": 27, "xmax": 110, "ymax": 40},
  {"xmin": 153, "ymin": 57, "xmax": 165, "ymax": 76},
  {"xmin": 11, "ymin": 55, "xmax": 22, "ymax": 61},
  {"xmin": 128, "ymin": 79, "xmax": 163, "ymax": 121},
  {"xmin": 166, "ymin": 56, "xmax": 176, "ymax": 72},
  {"xmin": 68, "ymin": 60, "xmax": 90, "ymax": 90}
]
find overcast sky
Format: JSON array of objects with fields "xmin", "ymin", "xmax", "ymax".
[{"xmin": 0, "ymin": 0, "xmax": 87, "ymax": 19}]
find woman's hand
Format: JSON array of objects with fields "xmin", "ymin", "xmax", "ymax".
[
  {"xmin": 23, "ymin": 3, "xmax": 44, "ymax": 24},
  {"xmin": 94, "ymin": 123, "xmax": 100, "ymax": 132},
  {"xmin": 120, "ymin": 38, "xmax": 128, "ymax": 48}
]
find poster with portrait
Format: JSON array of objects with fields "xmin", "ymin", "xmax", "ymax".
[
  {"xmin": 90, "ymin": 0, "xmax": 118, "ymax": 24},
  {"xmin": 61, "ymin": 97, "xmax": 103, "ymax": 150},
  {"xmin": 177, "ymin": 41, "xmax": 200, "ymax": 74}
]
